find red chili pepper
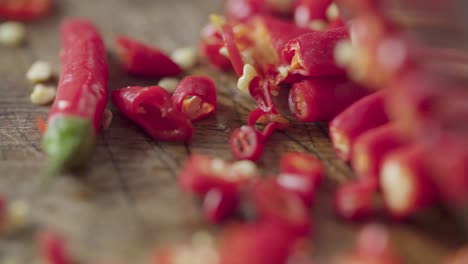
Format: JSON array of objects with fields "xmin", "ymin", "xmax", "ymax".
[
  {"xmin": 178, "ymin": 154, "xmax": 257, "ymax": 196},
  {"xmin": 333, "ymin": 180, "xmax": 376, "ymax": 221},
  {"xmin": 42, "ymin": 19, "xmax": 108, "ymax": 178},
  {"xmin": 172, "ymin": 76, "xmax": 217, "ymax": 121},
  {"xmin": 352, "ymin": 123, "xmax": 408, "ymax": 183},
  {"xmin": 203, "ymin": 188, "xmax": 239, "ymax": 223},
  {"xmin": 115, "ymin": 36, "xmax": 182, "ymax": 78},
  {"xmin": 329, "ymin": 91, "xmax": 390, "ymax": 161},
  {"xmin": 294, "ymin": 0, "xmax": 332, "ymax": 27},
  {"xmin": 219, "ymin": 223, "xmax": 295, "ymax": 264},
  {"xmin": 278, "ymin": 152, "xmax": 324, "ymax": 203},
  {"xmin": 38, "ymin": 231, "xmax": 73, "ymax": 264},
  {"xmin": 112, "ymin": 86, "xmax": 193, "ymax": 142},
  {"xmin": 230, "ymin": 125, "xmax": 265, "ymax": 162},
  {"xmin": 281, "ymin": 27, "xmax": 349, "ymax": 79},
  {"xmin": 248, "ymin": 107, "xmax": 289, "ymax": 138},
  {"xmin": 353, "ymin": 224, "xmax": 402, "ymax": 264},
  {"xmin": 199, "ymin": 23, "xmax": 233, "ymax": 70},
  {"xmin": 253, "ymin": 178, "xmax": 311, "ymax": 239},
  {"xmin": 219, "ymin": 22, "xmax": 246, "ymax": 76},
  {"xmin": 0, "ymin": 0, "xmax": 52, "ymax": 21},
  {"xmin": 289, "ymin": 78, "xmax": 371, "ymax": 122}
]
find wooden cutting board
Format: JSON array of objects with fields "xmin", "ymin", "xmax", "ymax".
[{"xmin": 0, "ymin": 0, "xmax": 464, "ymax": 263}]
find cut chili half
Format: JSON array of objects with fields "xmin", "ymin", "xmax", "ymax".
[
  {"xmin": 115, "ymin": 36, "xmax": 182, "ymax": 78},
  {"xmin": 172, "ymin": 76, "xmax": 217, "ymax": 121},
  {"xmin": 112, "ymin": 86, "xmax": 193, "ymax": 142},
  {"xmin": 230, "ymin": 125, "xmax": 265, "ymax": 162},
  {"xmin": 0, "ymin": 0, "xmax": 52, "ymax": 21}
]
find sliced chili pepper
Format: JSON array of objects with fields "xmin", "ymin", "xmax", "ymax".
[
  {"xmin": 112, "ymin": 86, "xmax": 193, "ymax": 142},
  {"xmin": 42, "ymin": 19, "xmax": 108, "ymax": 178},
  {"xmin": 0, "ymin": 0, "xmax": 52, "ymax": 21},
  {"xmin": 333, "ymin": 180, "xmax": 377, "ymax": 221},
  {"xmin": 38, "ymin": 231, "xmax": 73, "ymax": 264},
  {"xmin": 172, "ymin": 76, "xmax": 217, "ymax": 121},
  {"xmin": 115, "ymin": 36, "xmax": 182, "ymax": 78},
  {"xmin": 248, "ymin": 107, "xmax": 289, "ymax": 138},
  {"xmin": 219, "ymin": 21, "xmax": 246, "ymax": 76},
  {"xmin": 289, "ymin": 78, "xmax": 371, "ymax": 122},
  {"xmin": 203, "ymin": 188, "xmax": 239, "ymax": 223},
  {"xmin": 253, "ymin": 178, "xmax": 311, "ymax": 239},
  {"xmin": 178, "ymin": 154, "xmax": 257, "ymax": 196},
  {"xmin": 199, "ymin": 23, "xmax": 233, "ymax": 70},
  {"xmin": 294, "ymin": 0, "xmax": 332, "ymax": 27},
  {"xmin": 281, "ymin": 27, "xmax": 349, "ymax": 79},
  {"xmin": 36, "ymin": 116, "xmax": 47, "ymax": 135},
  {"xmin": 230, "ymin": 125, "xmax": 265, "ymax": 162}
]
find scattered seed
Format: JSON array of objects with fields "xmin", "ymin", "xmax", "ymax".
[
  {"xmin": 0, "ymin": 22, "xmax": 27, "ymax": 47},
  {"xmin": 171, "ymin": 47, "xmax": 198, "ymax": 70},
  {"xmin": 158, "ymin": 78, "xmax": 180, "ymax": 94},
  {"xmin": 30, "ymin": 84, "xmax": 56, "ymax": 105},
  {"xmin": 26, "ymin": 60, "xmax": 53, "ymax": 83}
]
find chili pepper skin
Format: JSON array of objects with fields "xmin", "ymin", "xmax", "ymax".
[
  {"xmin": 42, "ymin": 19, "xmax": 108, "ymax": 178},
  {"xmin": 333, "ymin": 180, "xmax": 376, "ymax": 221},
  {"xmin": 0, "ymin": 0, "xmax": 52, "ymax": 21},
  {"xmin": 281, "ymin": 27, "xmax": 349, "ymax": 79},
  {"xmin": 112, "ymin": 86, "xmax": 193, "ymax": 142},
  {"xmin": 289, "ymin": 78, "xmax": 371, "ymax": 122},
  {"xmin": 380, "ymin": 144, "xmax": 438, "ymax": 219},
  {"xmin": 352, "ymin": 123, "xmax": 408, "ymax": 183},
  {"xmin": 172, "ymin": 76, "xmax": 217, "ymax": 121},
  {"xmin": 199, "ymin": 23, "xmax": 233, "ymax": 70},
  {"xmin": 253, "ymin": 178, "xmax": 311, "ymax": 239},
  {"xmin": 294, "ymin": 0, "xmax": 333, "ymax": 27},
  {"xmin": 330, "ymin": 91, "xmax": 390, "ymax": 162},
  {"xmin": 230, "ymin": 125, "xmax": 265, "ymax": 162},
  {"xmin": 115, "ymin": 36, "xmax": 182, "ymax": 78},
  {"xmin": 203, "ymin": 188, "xmax": 239, "ymax": 223}
]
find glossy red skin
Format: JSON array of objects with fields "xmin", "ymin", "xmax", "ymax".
[
  {"xmin": 38, "ymin": 231, "xmax": 72, "ymax": 264},
  {"xmin": 172, "ymin": 76, "xmax": 217, "ymax": 121},
  {"xmin": 112, "ymin": 86, "xmax": 193, "ymax": 142},
  {"xmin": 352, "ymin": 123, "xmax": 408, "ymax": 183},
  {"xmin": 289, "ymin": 78, "xmax": 371, "ymax": 122},
  {"xmin": 230, "ymin": 126, "xmax": 265, "ymax": 162},
  {"xmin": 333, "ymin": 180, "xmax": 376, "ymax": 221},
  {"xmin": 221, "ymin": 23, "xmax": 245, "ymax": 76},
  {"xmin": 330, "ymin": 91, "xmax": 390, "ymax": 161},
  {"xmin": 48, "ymin": 19, "xmax": 108, "ymax": 133},
  {"xmin": 294, "ymin": 0, "xmax": 333, "ymax": 27},
  {"xmin": 203, "ymin": 188, "xmax": 239, "ymax": 223},
  {"xmin": 199, "ymin": 23, "xmax": 233, "ymax": 70},
  {"xmin": 219, "ymin": 223, "xmax": 296, "ymax": 264},
  {"xmin": 282, "ymin": 27, "xmax": 349, "ymax": 78},
  {"xmin": 115, "ymin": 36, "xmax": 181, "ymax": 78},
  {"xmin": 0, "ymin": 0, "xmax": 52, "ymax": 21},
  {"xmin": 178, "ymin": 154, "xmax": 248, "ymax": 196},
  {"xmin": 253, "ymin": 178, "xmax": 311, "ymax": 238},
  {"xmin": 380, "ymin": 144, "xmax": 439, "ymax": 219}
]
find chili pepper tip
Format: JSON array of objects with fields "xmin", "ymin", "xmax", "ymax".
[{"xmin": 42, "ymin": 116, "xmax": 96, "ymax": 182}]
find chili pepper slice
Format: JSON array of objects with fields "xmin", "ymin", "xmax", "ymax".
[
  {"xmin": 248, "ymin": 107, "xmax": 289, "ymax": 138},
  {"xmin": 42, "ymin": 19, "xmax": 108, "ymax": 178},
  {"xmin": 0, "ymin": 0, "xmax": 52, "ymax": 21},
  {"xmin": 115, "ymin": 36, "xmax": 182, "ymax": 78},
  {"xmin": 38, "ymin": 231, "xmax": 73, "ymax": 264},
  {"xmin": 230, "ymin": 125, "xmax": 265, "ymax": 162},
  {"xmin": 253, "ymin": 178, "xmax": 311, "ymax": 239},
  {"xmin": 112, "ymin": 86, "xmax": 193, "ymax": 142},
  {"xmin": 203, "ymin": 188, "xmax": 239, "ymax": 223},
  {"xmin": 199, "ymin": 23, "xmax": 233, "ymax": 70},
  {"xmin": 281, "ymin": 27, "xmax": 349, "ymax": 79},
  {"xmin": 172, "ymin": 76, "xmax": 217, "ymax": 121}
]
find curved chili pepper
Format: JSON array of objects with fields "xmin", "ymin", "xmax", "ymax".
[
  {"xmin": 42, "ymin": 19, "xmax": 108, "ymax": 178},
  {"xmin": 281, "ymin": 27, "xmax": 349, "ymax": 79},
  {"xmin": 115, "ymin": 36, "xmax": 182, "ymax": 78},
  {"xmin": 248, "ymin": 107, "xmax": 289, "ymax": 138},
  {"xmin": 230, "ymin": 125, "xmax": 265, "ymax": 162},
  {"xmin": 112, "ymin": 86, "xmax": 193, "ymax": 142},
  {"xmin": 172, "ymin": 76, "xmax": 217, "ymax": 121},
  {"xmin": 0, "ymin": 0, "xmax": 52, "ymax": 21}
]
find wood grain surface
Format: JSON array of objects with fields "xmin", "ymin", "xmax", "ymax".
[{"xmin": 0, "ymin": 0, "xmax": 465, "ymax": 263}]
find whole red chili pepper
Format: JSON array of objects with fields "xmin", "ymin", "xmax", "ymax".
[
  {"xmin": 112, "ymin": 86, "xmax": 193, "ymax": 142},
  {"xmin": 115, "ymin": 36, "xmax": 182, "ymax": 78},
  {"xmin": 42, "ymin": 19, "xmax": 108, "ymax": 178},
  {"xmin": 281, "ymin": 27, "xmax": 349, "ymax": 79},
  {"xmin": 0, "ymin": 0, "xmax": 52, "ymax": 21},
  {"xmin": 230, "ymin": 125, "xmax": 265, "ymax": 162},
  {"xmin": 172, "ymin": 76, "xmax": 217, "ymax": 121}
]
